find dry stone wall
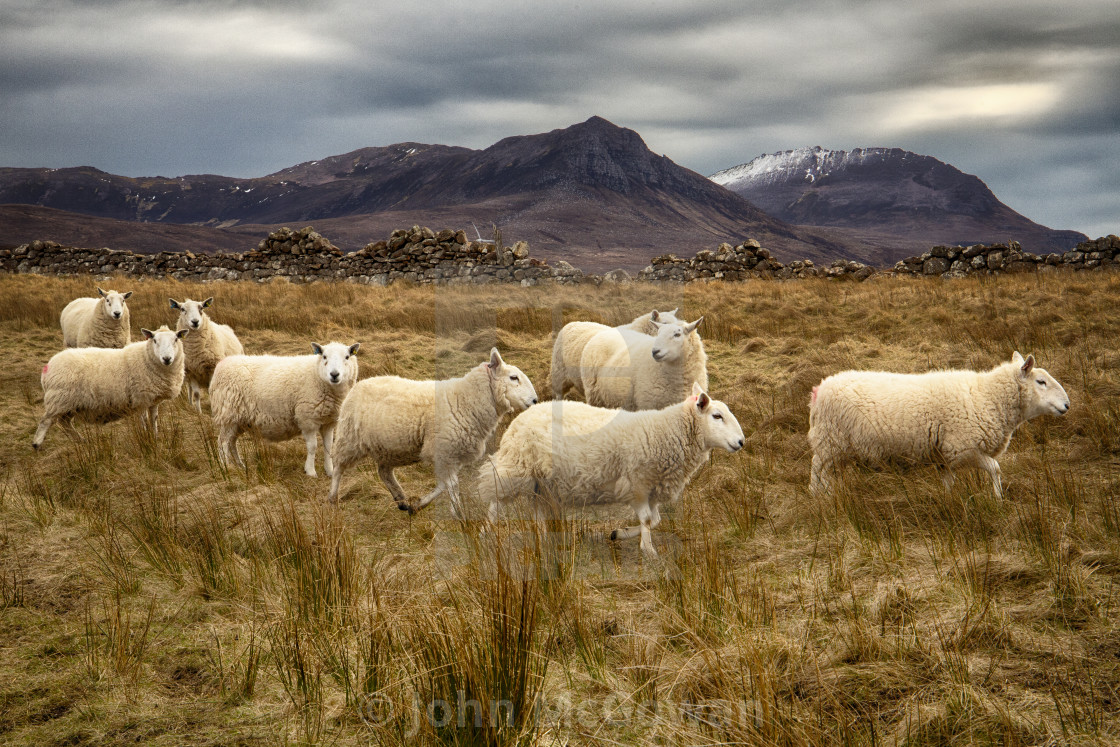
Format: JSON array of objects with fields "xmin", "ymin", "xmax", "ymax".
[
  {"xmin": 2, "ymin": 225, "xmax": 1117, "ymax": 285},
  {"xmin": 892, "ymin": 236, "xmax": 1120, "ymax": 278},
  {"xmin": 0, "ymin": 225, "xmax": 585, "ymax": 286}
]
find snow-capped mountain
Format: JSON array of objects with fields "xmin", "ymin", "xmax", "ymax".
[{"xmin": 711, "ymin": 146, "xmax": 1085, "ymax": 254}]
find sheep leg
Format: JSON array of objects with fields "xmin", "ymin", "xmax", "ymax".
[
  {"xmin": 147, "ymin": 404, "xmax": 160, "ymax": 435},
  {"xmin": 189, "ymin": 380, "xmax": 203, "ymax": 413},
  {"xmin": 321, "ymin": 424, "xmax": 336, "ymax": 477},
  {"xmin": 447, "ymin": 474, "xmax": 467, "ymax": 521},
  {"xmin": 218, "ymin": 425, "xmax": 244, "ymax": 470},
  {"xmin": 400, "ymin": 472, "xmax": 453, "ymax": 515},
  {"xmin": 610, "ymin": 504, "xmax": 663, "ymax": 542},
  {"xmin": 327, "ymin": 465, "xmax": 344, "ymax": 504},
  {"xmin": 32, "ymin": 414, "xmax": 56, "ymax": 449},
  {"xmin": 961, "ymin": 451, "xmax": 1002, "ymax": 498},
  {"xmin": 378, "ymin": 466, "xmax": 410, "ymax": 504},
  {"xmin": 809, "ymin": 454, "xmax": 833, "ymax": 496},
  {"xmin": 301, "ymin": 428, "xmax": 319, "ymax": 477}
]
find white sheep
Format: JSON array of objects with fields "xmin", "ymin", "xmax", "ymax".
[
  {"xmin": 169, "ymin": 296, "xmax": 245, "ymax": 412},
  {"xmin": 210, "ymin": 342, "xmax": 360, "ymax": 477},
  {"xmin": 32, "ymin": 326, "xmax": 188, "ymax": 448},
  {"xmin": 550, "ymin": 308, "xmax": 680, "ymax": 399},
  {"xmin": 478, "ymin": 383, "xmax": 744, "ymax": 559},
  {"xmin": 327, "ymin": 348, "xmax": 538, "ymax": 517},
  {"xmin": 808, "ymin": 352, "xmax": 1071, "ymax": 497},
  {"xmin": 60, "ymin": 287, "xmax": 133, "ymax": 348},
  {"xmin": 580, "ymin": 316, "xmax": 707, "ymax": 410}
]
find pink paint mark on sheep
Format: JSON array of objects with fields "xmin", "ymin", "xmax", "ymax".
[
  {"xmin": 811, "ymin": 386, "xmax": 819, "ymax": 406},
  {"xmin": 42, "ymin": 364, "xmax": 49, "ymax": 375}
]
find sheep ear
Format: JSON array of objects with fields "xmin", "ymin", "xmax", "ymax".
[
  {"xmin": 691, "ymin": 381, "xmax": 704, "ymax": 397},
  {"xmin": 685, "ymin": 316, "xmax": 704, "ymax": 333},
  {"xmin": 169, "ymin": 298, "xmax": 180, "ymax": 309},
  {"xmin": 141, "ymin": 328, "xmax": 154, "ymax": 340},
  {"xmin": 1021, "ymin": 354, "xmax": 1035, "ymax": 375},
  {"xmin": 311, "ymin": 343, "xmax": 323, "ymax": 355},
  {"xmin": 203, "ymin": 297, "xmax": 214, "ymax": 308},
  {"xmin": 97, "ymin": 287, "xmax": 107, "ymax": 297},
  {"xmin": 176, "ymin": 328, "xmax": 190, "ymax": 339},
  {"xmin": 488, "ymin": 347, "xmax": 503, "ymax": 370},
  {"xmin": 122, "ymin": 291, "xmax": 133, "ymax": 300},
  {"xmin": 1011, "ymin": 351, "xmax": 1024, "ymax": 365},
  {"xmin": 696, "ymin": 392, "xmax": 711, "ymax": 411},
  {"xmin": 349, "ymin": 343, "xmax": 360, "ymax": 356},
  {"xmin": 669, "ymin": 308, "xmax": 679, "ymax": 315},
  {"xmin": 650, "ymin": 310, "xmax": 660, "ymax": 322}
]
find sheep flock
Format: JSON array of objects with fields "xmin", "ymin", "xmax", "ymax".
[{"xmin": 29, "ymin": 284, "xmax": 1072, "ymax": 559}]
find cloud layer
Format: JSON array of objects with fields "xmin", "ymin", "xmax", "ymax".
[{"xmin": 1, "ymin": 0, "xmax": 1117, "ymax": 237}]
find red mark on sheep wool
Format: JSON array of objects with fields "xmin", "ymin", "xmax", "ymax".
[
  {"xmin": 42, "ymin": 364, "xmax": 49, "ymax": 375},
  {"xmin": 811, "ymin": 386, "xmax": 818, "ymax": 406}
]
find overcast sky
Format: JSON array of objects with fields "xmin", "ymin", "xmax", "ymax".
[{"xmin": 1, "ymin": 0, "xmax": 1117, "ymax": 238}]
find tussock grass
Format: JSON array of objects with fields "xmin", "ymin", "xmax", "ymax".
[{"xmin": 0, "ymin": 271, "xmax": 1118, "ymax": 745}]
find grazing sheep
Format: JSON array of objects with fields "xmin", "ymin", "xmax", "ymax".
[
  {"xmin": 327, "ymin": 348, "xmax": 538, "ymax": 517},
  {"xmin": 550, "ymin": 308, "xmax": 680, "ymax": 399},
  {"xmin": 808, "ymin": 352, "xmax": 1071, "ymax": 497},
  {"xmin": 33, "ymin": 326, "xmax": 188, "ymax": 448},
  {"xmin": 60, "ymin": 287, "xmax": 133, "ymax": 348},
  {"xmin": 210, "ymin": 342, "xmax": 360, "ymax": 477},
  {"xmin": 170, "ymin": 297, "xmax": 244, "ymax": 412},
  {"xmin": 580, "ymin": 317, "xmax": 707, "ymax": 410},
  {"xmin": 478, "ymin": 383, "xmax": 744, "ymax": 559}
]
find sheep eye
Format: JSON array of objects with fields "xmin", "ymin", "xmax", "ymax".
[
  {"xmin": 713, "ymin": 412, "xmax": 722, "ymax": 420},
  {"xmin": 1036, "ymin": 379, "xmax": 1046, "ymax": 386},
  {"xmin": 510, "ymin": 375, "xmax": 519, "ymax": 382}
]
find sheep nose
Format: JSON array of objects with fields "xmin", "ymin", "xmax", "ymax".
[
  {"xmin": 531, "ymin": 397, "xmax": 539, "ymax": 405},
  {"xmin": 162, "ymin": 356, "xmax": 172, "ymax": 365},
  {"xmin": 330, "ymin": 372, "xmax": 340, "ymax": 382},
  {"xmin": 113, "ymin": 311, "xmax": 121, "ymax": 319},
  {"xmin": 191, "ymin": 320, "xmax": 200, "ymax": 328}
]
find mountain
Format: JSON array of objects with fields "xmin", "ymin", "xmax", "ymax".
[
  {"xmin": 0, "ymin": 118, "xmax": 869, "ymax": 271},
  {"xmin": 711, "ymin": 146, "xmax": 1086, "ymax": 256}
]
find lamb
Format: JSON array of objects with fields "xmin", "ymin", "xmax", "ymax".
[
  {"xmin": 579, "ymin": 316, "xmax": 707, "ymax": 410},
  {"xmin": 209, "ymin": 342, "xmax": 360, "ymax": 477},
  {"xmin": 808, "ymin": 352, "xmax": 1071, "ymax": 497},
  {"xmin": 32, "ymin": 326, "xmax": 189, "ymax": 448},
  {"xmin": 478, "ymin": 383, "xmax": 744, "ymax": 559},
  {"xmin": 550, "ymin": 308, "xmax": 680, "ymax": 399},
  {"xmin": 60, "ymin": 287, "xmax": 133, "ymax": 348},
  {"xmin": 169, "ymin": 297, "xmax": 245, "ymax": 412},
  {"xmin": 327, "ymin": 348, "xmax": 539, "ymax": 517}
]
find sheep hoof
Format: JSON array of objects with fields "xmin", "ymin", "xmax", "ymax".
[
  {"xmin": 609, "ymin": 530, "xmax": 619, "ymax": 541},
  {"xmin": 397, "ymin": 501, "xmax": 414, "ymax": 514},
  {"xmin": 31, "ymin": 442, "xmax": 40, "ymax": 451}
]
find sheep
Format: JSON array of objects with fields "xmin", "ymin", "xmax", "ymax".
[
  {"xmin": 478, "ymin": 383, "xmax": 744, "ymax": 559},
  {"xmin": 550, "ymin": 308, "xmax": 681, "ymax": 399},
  {"xmin": 60, "ymin": 287, "xmax": 133, "ymax": 348},
  {"xmin": 210, "ymin": 342, "xmax": 360, "ymax": 477},
  {"xmin": 327, "ymin": 348, "xmax": 539, "ymax": 517},
  {"xmin": 169, "ymin": 297, "xmax": 245, "ymax": 412},
  {"xmin": 32, "ymin": 326, "xmax": 189, "ymax": 448},
  {"xmin": 551, "ymin": 309, "xmax": 680, "ymax": 400},
  {"xmin": 808, "ymin": 352, "xmax": 1071, "ymax": 497},
  {"xmin": 579, "ymin": 316, "xmax": 707, "ymax": 410}
]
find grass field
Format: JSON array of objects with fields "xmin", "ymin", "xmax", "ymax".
[{"xmin": 1, "ymin": 271, "xmax": 1118, "ymax": 746}]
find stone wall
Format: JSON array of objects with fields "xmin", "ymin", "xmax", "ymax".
[
  {"xmin": 893, "ymin": 236, "xmax": 1120, "ymax": 278},
  {"xmin": 0, "ymin": 225, "xmax": 585, "ymax": 286},
  {"xmin": 637, "ymin": 240, "xmax": 875, "ymax": 282},
  {"xmin": 2, "ymin": 226, "xmax": 1117, "ymax": 285}
]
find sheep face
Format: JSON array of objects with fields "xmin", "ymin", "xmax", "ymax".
[
  {"xmin": 98, "ymin": 287, "xmax": 132, "ymax": 321},
  {"xmin": 312, "ymin": 342, "xmax": 360, "ymax": 387},
  {"xmin": 170, "ymin": 297, "xmax": 213, "ymax": 331},
  {"xmin": 688, "ymin": 383, "xmax": 744, "ymax": 453},
  {"xmin": 487, "ymin": 347, "xmax": 538, "ymax": 412},
  {"xmin": 142, "ymin": 327, "xmax": 188, "ymax": 367},
  {"xmin": 650, "ymin": 317, "xmax": 703, "ymax": 363},
  {"xmin": 1014, "ymin": 352, "xmax": 1070, "ymax": 419}
]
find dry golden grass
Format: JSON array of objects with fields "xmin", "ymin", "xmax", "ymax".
[{"xmin": 1, "ymin": 271, "xmax": 1119, "ymax": 745}]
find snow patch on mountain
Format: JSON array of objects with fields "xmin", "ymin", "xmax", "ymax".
[{"xmin": 710, "ymin": 146, "xmax": 906, "ymax": 190}]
